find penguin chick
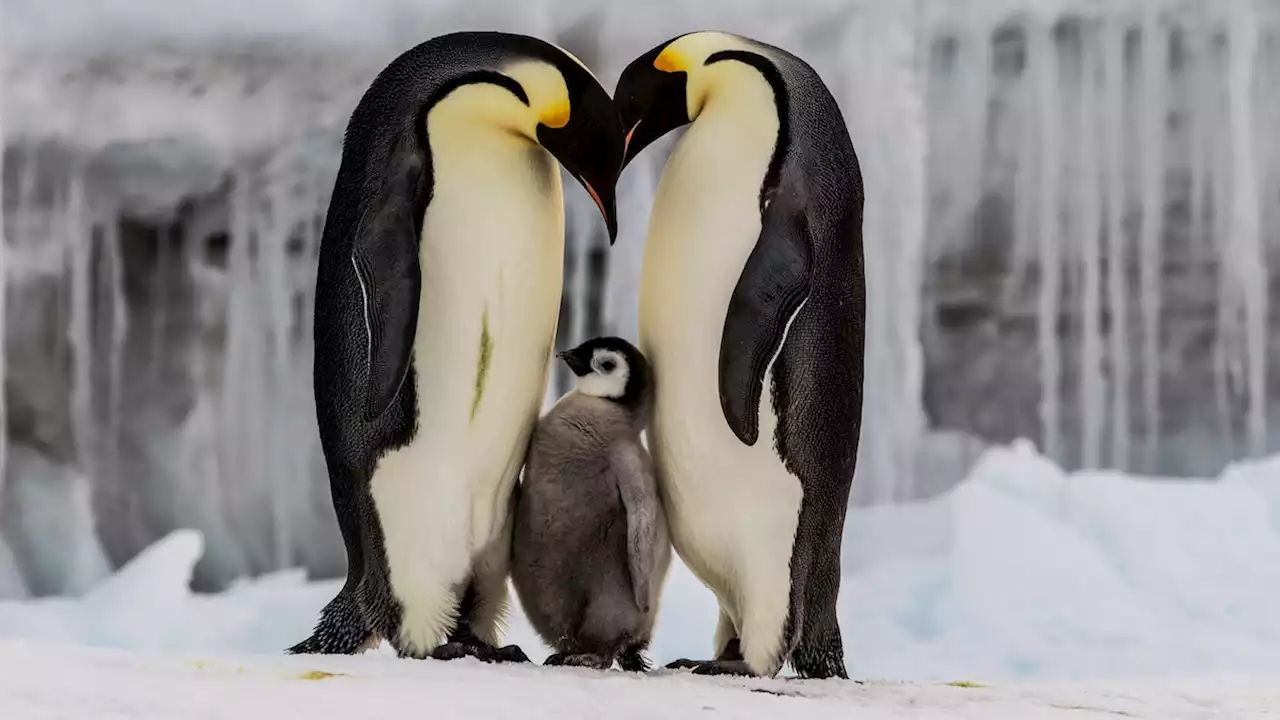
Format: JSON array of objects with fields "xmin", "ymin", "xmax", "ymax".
[{"xmin": 511, "ymin": 337, "xmax": 671, "ymax": 671}]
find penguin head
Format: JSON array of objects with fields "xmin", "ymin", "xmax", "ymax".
[
  {"xmin": 557, "ymin": 336, "xmax": 652, "ymax": 407},
  {"xmin": 614, "ymin": 31, "xmax": 751, "ymax": 169},
  {"xmin": 503, "ymin": 45, "xmax": 625, "ymax": 243}
]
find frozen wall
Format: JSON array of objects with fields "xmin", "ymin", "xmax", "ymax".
[
  {"xmin": 921, "ymin": 0, "xmax": 1280, "ymax": 483},
  {"xmin": 0, "ymin": 0, "xmax": 1276, "ymax": 596}
]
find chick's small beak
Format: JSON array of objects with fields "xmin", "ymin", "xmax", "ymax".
[{"xmin": 557, "ymin": 349, "xmax": 591, "ymax": 376}]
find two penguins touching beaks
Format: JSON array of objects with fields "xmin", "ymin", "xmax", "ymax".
[{"xmin": 294, "ymin": 30, "xmax": 865, "ymax": 681}]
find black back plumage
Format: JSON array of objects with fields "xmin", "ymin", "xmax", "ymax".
[
  {"xmin": 710, "ymin": 37, "xmax": 865, "ymax": 680},
  {"xmin": 614, "ymin": 31, "xmax": 864, "ymax": 679}
]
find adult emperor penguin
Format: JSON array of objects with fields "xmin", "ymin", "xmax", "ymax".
[
  {"xmin": 612, "ymin": 32, "xmax": 865, "ymax": 679},
  {"xmin": 289, "ymin": 31, "xmax": 625, "ymax": 662}
]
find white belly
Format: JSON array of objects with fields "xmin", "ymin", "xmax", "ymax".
[
  {"xmin": 638, "ymin": 63, "xmax": 802, "ymax": 671},
  {"xmin": 370, "ymin": 112, "xmax": 564, "ymax": 654}
]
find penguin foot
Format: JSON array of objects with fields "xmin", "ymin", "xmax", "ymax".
[
  {"xmin": 429, "ymin": 641, "xmax": 497, "ymax": 663},
  {"xmin": 665, "ymin": 638, "xmax": 745, "ymax": 671},
  {"xmin": 545, "ymin": 653, "xmax": 611, "ymax": 670},
  {"xmin": 493, "ymin": 644, "xmax": 531, "ymax": 664},
  {"xmin": 690, "ymin": 660, "xmax": 755, "ymax": 677}
]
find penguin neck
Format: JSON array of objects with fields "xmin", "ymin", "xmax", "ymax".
[
  {"xmin": 430, "ymin": 79, "xmax": 540, "ymax": 145},
  {"xmin": 561, "ymin": 390, "xmax": 651, "ymax": 438},
  {"xmin": 429, "ymin": 114, "xmax": 536, "ymax": 159},
  {"xmin": 687, "ymin": 53, "xmax": 779, "ymax": 130},
  {"xmin": 647, "ymin": 58, "xmax": 780, "ymax": 230},
  {"xmin": 672, "ymin": 61, "xmax": 781, "ymax": 186},
  {"xmin": 421, "ymin": 82, "xmax": 563, "ymax": 235}
]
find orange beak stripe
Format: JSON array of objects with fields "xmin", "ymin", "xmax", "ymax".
[
  {"xmin": 583, "ymin": 181, "xmax": 607, "ymax": 220},
  {"xmin": 624, "ymin": 121, "xmax": 640, "ymax": 155}
]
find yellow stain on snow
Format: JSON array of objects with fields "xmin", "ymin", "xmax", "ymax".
[
  {"xmin": 298, "ymin": 670, "xmax": 347, "ymax": 681},
  {"xmin": 945, "ymin": 680, "xmax": 987, "ymax": 689}
]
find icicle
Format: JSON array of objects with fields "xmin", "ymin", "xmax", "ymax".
[
  {"xmin": 1139, "ymin": 13, "xmax": 1168, "ymax": 472},
  {"xmin": 220, "ymin": 167, "xmax": 257, "ymax": 572},
  {"xmin": 1227, "ymin": 4, "xmax": 1266, "ymax": 458},
  {"xmin": 1010, "ymin": 27, "xmax": 1039, "ymax": 306},
  {"xmin": 1078, "ymin": 24, "xmax": 1104, "ymax": 470},
  {"xmin": 850, "ymin": 3, "xmax": 927, "ymax": 502},
  {"xmin": 261, "ymin": 164, "xmax": 294, "ymax": 570},
  {"xmin": 1210, "ymin": 30, "xmax": 1237, "ymax": 455},
  {"xmin": 1186, "ymin": 28, "xmax": 1210, "ymax": 288},
  {"xmin": 1033, "ymin": 18, "xmax": 1062, "ymax": 462},
  {"xmin": 148, "ymin": 222, "xmax": 169, "ymax": 389},
  {"xmin": 925, "ymin": 21, "xmax": 992, "ymax": 263},
  {"xmin": 958, "ymin": 21, "xmax": 991, "ymax": 255},
  {"xmin": 1102, "ymin": 19, "xmax": 1130, "ymax": 471},
  {"xmin": 0, "ymin": 39, "xmax": 7, "ymax": 504},
  {"xmin": 66, "ymin": 168, "xmax": 95, "ymax": 481},
  {"xmin": 101, "ymin": 216, "xmax": 126, "ymax": 489}
]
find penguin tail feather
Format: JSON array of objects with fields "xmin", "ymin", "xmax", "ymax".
[
  {"xmin": 789, "ymin": 632, "xmax": 849, "ymax": 680},
  {"xmin": 286, "ymin": 589, "xmax": 371, "ymax": 655}
]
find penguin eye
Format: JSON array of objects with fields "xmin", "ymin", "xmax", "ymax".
[{"xmin": 599, "ymin": 359, "xmax": 617, "ymax": 374}]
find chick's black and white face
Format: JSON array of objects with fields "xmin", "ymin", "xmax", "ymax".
[
  {"xmin": 558, "ymin": 336, "xmax": 650, "ymax": 405},
  {"xmin": 577, "ymin": 348, "xmax": 630, "ymax": 400}
]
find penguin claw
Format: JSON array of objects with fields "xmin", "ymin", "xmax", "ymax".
[
  {"xmin": 665, "ymin": 658, "xmax": 708, "ymax": 670},
  {"xmin": 690, "ymin": 660, "xmax": 755, "ymax": 677}
]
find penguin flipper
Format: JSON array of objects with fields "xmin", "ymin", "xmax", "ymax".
[
  {"xmin": 351, "ymin": 150, "xmax": 427, "ymax": 422},
  {"xmin": 719, "ymin": 195, "xmax": 812, "ymax": 446},
  {"xmin": 610, "ymin": 441, "xmax": 659, "ymax": 614}
]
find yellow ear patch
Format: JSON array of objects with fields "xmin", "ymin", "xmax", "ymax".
[
  {"xmin": 540, "ymin": 100, "xmax": 571, "ymax": 129},
  {"xmin": 654, "ymin": 46, "xmax": 687, "ymax": 73}
]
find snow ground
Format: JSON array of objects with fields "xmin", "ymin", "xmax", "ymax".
[
  {"xmin": 3, "ymin": 441, "xmax": 1280, "ymax": 715},
  {"xmin": 2, "ymin": 639, "xmax": 1277, "ymax": 719}
]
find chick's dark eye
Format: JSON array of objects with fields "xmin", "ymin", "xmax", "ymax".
[{"xmin": 600, "ymin": 360, "xmax": 616, "ymax": 373}]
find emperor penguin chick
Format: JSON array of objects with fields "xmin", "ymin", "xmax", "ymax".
[{"xmin": 512, "ymin": 337, "xmax": 671, "ymax": 671}]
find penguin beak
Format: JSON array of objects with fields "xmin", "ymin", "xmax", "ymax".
[
  {"xmin": 556, "ymin": 349, "xmax": 592, "ymax": 376},
  {"xmin": 614, "ymin": 49, "xmax": 692, "ymax": 172},
  {"xmin": 580, "ymin": 178, "xmax": 618, "ymax": 244},
  {"xmin": 533, "ymin": 87, "xmax": 624, "ymax": 247}
]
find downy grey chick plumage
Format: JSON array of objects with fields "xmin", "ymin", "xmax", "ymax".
[{"xmin": 511, "ymin": 336, "xmax": 670, "ymax": 670}]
